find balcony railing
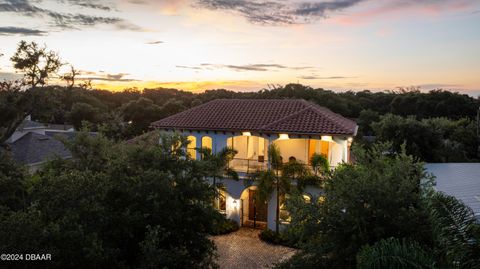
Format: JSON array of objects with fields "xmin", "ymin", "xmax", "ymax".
[
  {"xmin": 229, "ymin": 158, "xmax": 268, "ymax": 174},
  {"xmin": 229, "ymin": 158, "xmax": 336, "ymax": 175}
]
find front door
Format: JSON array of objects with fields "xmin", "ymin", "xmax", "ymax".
[{"xmin": 248, "ymin": 189, "xmax": 267, "ymax": 222}]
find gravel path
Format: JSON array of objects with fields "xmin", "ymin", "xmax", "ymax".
[{"xmin": 211, "ymin": 228, "xmax": 296, "ymax": 269}]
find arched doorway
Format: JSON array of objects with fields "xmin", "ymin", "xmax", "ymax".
[{"xmin": 239, "ymin": 186, "xmax": 268, "ymax": 229}]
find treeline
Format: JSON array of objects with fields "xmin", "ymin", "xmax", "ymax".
[
  {"xmin": 27, "ymin": 83, "xmax": 480, "ymax": 162},
  {"xmin": 1, "ymin": 41, "xmax": 479, "ymax": 162}
]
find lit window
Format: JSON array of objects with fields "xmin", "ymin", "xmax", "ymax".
[
  {"xmin": 279, "ymin": 193, "xmax": 291, "ymax": 223},
  {"xmin": 187, "ymin": 135, "xmax": 196, "ymax": 160},
  {"xmin": 202, "ymin": 136, "xmax": 213, "ymax": 151}
]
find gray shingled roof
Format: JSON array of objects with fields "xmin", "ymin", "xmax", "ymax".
[
  {"xmin": 17, "ymin": 119, "xmax": 45, "ymax": 130},
  {"xmin": 426, "ymin": 163, "xmax": 480, "ymax": 218},
  {"xmin": 9, "ymin": 132, "xmax": 72, "ymax": 165}
]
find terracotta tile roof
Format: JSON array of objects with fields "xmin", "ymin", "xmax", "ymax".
[{"xmin": 151, "ymin": 99, "xmax": 357, "ymax": 135}]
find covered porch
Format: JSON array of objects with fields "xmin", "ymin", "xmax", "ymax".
[{"xmin": 226, "ymin": 133, "xmax": 350, "ymax": 174}]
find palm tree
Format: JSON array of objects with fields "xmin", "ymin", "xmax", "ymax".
[
  {"xmin": 310, "ymin": 153, "xmax": 330, "ymax": 177},
  {"xmin": 197, "ymin": 146, "xmax": 238, "ymax": 209},
  {"xmin": 356, "ymin": 191, "xmax": 480, "ymax": 269},
  {"xmin": 357, "ymin": 237, "xmax": 436, "ymax": 269},
  {"xmin": 256, "ymin": 144, "xmax": 308, "ymax": 233}
]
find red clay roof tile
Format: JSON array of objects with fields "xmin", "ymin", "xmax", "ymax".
[{"xmin": 151, "ymin": 99, "xmax": 357, "ymax": 135}]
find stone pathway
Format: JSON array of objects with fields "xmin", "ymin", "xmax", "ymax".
[{"xmin": 211, "ymin": 228, "xmax": 296, "ymax": 269}]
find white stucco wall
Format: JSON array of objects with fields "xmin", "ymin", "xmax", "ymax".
[
  {"xmin": 165, "ymin": 130, "xmax": 350, "ymax": 229},
  {"xmin": 273, "ymin": 139, "xmax": 308, "ymax": 163}
]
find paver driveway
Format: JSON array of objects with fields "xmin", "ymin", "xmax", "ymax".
[{"xmin": 211, "ymin": 228, "xmax": 296, "ymax": 269}]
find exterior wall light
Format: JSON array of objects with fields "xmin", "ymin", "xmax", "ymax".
[
  {"xmin": 242, "ymin": 132, "xmax": 251, "ymax": 136},
  {"xmin": 278, "ymin": 133, "xmax": 289, "ymax": 140},
  {"xmin": 321, "ymin": 135, "xmax": 333, "ymax": 142},
  {"xmin": 347, "ymin": 137, "xmax": 353, "ymax": 142}
]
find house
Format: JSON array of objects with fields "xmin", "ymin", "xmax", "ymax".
[
  {"xmin": 151, "ymin": 99, "xmax": 358, "ymax": 230},
  {"xmin": 426, "ymin": 163, "xmax": 480, "ymax": 221},
  {"xmin": 7, "ymin": 117, "xmax": 81, "ymax": 173}
]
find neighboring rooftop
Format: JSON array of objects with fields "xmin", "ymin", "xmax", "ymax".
[
  {"xmin": 17, "ymin": 119, "xmax": 45, "ymax": 130},
  {"xmin": 9, "ymin": 132, "xmax": 72, "ymax": 165},
  {"xmin": 151, "ymin": 99, "xmax": 357, "ymax": 135},
  {"xmin": 426, "ymin": 163, "xmax": 480, "ymax": 218}
]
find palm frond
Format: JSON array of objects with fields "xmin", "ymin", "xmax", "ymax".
[
  {"xmin": 357, "ymin": 237, "xmax": 436, "ymax": 269},
  {"xmin": 425, "ymin": 191, "xmax": 479, "ymax": 267}
]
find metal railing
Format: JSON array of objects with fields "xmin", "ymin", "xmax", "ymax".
[
  {"xmin": 229, "ymin": 158, "xmax": 268, "ymax": 174},
  {"xmin": 229, "ymin": 158, "xmax": 337, "ymax": 175}
]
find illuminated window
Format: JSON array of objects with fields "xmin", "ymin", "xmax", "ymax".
[
  {"xmin": 219, "ymin": 188, "xmax": 226, "ymax": 212},
  {"xmin": 187, "ymin": 135, "xmax": 196, "ymax": 160},
  {"xmin": 214, "ymin": 187, "xmax": 227, "ymax": 213},
  {"xmin": 279, "ymin": 193, "xmax": 291, "ymax": 223},
  {"xmin": 202, "ymin": 136, "xmax": 213, "ymax": 151}
]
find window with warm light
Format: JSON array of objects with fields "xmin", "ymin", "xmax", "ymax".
[
  {"xmin": 279, "ymin": 193, "xmax": 291, "ymax": 223},
  {"xmin": 202, "ymin": 136, "xmax": 212, "ymax": 151},
  {"xmin": 186, "ymin": 135, "xmax": 196, "ymax": 160}
]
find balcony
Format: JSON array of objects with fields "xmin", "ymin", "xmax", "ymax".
[{"xmin": 229, "ymin": 158, "xmax": 267, "ymax": 174}]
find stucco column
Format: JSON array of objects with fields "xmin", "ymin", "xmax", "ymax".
[
  {"xmin": 333, "ymin": 137, "xmax": 348, "ymax": 164},
  {"xmin": 267, "ymin": 188, "xmax": 278, "ymax": 231},
  {"xmin": 193, "ymin": 132, "xmax": 203, "ymax": 160},
  {"xmin": 213, "ymin": 134, "xmax": 230, "ymax": 154}
]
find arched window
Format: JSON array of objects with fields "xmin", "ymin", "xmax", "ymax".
[
  {"xmin": 202, "ymin": 136, "xmax": 213, "ymax": 151},
  {"xmin": 187, "ymin": 135, "xmax": 196, "ymax": 160}
]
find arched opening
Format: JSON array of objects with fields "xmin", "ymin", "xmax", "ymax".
[
  {"xmin": 202, "ymin": 136, "xmax": 213, "ymax": 151},
  {"xmin": 227, "ymin": 135, "xmax": 267, "ymax": 173},
  {"xmin": 186, "ymin": 135, "xmax": 196, "ymax": 160},
  {"xmin": 239, "ymin": 186, "xmax": 267, "ymax": 229}
]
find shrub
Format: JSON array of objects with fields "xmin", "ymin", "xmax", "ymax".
[
  {"xmin": 259, "ymin": 229, "xmax": 297, "ymax": 248},
  {"xmin": 210, "ymin": 218, "xmax": 239, "ymax": 235}
]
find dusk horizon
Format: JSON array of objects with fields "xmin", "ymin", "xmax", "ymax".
[{"xmin": 1, "ymin": 0, "xmax": 479, "ymax": 96}]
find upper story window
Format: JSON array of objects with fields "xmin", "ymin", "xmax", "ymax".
[
  {"xmin": 187, "ymin": 135, "xmax": 196, "ymax": 160},
  {"xmin": 202, "ymin": 136, "xmax": 213, "ymax": 151}
]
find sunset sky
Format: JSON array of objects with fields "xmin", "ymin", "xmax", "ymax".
[{"xmin": 0, "ymin": 0, "xmax": 479, "ymax": 95}]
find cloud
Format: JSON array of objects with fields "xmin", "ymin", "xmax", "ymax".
[
  {"xmin": 195, "ymin": 0, "xmax": 367, "ymax": 25},
  {"xmin": 56, "ymin": 0, "xmax": 114, "ymax": 11},
  {"xmin": 78, "ymin": 71, "xmax": 139, "ymax": 82},
  {"xmin": 178, "ymin": 63, "xmax": 314, "ymax": 72},
  {"xmin": 416, "ymin": 83, "xmax": 462, "ymax": 89},
  {"xmin": 0, "ymin": 26, "xmax": 47, "ymax": 36},
  {"xmin": 176, "ymin": 65, "xmax": 202, "ymax": 70},
  {"xmin": 146, "ymin": 40, "xmax": 164, "ymax": 45},
  {"xmin": 195, "ymin": 0, "xmax": 479, "ymax": 25},
  {"xmin": 299, "ymin": 75, "xmax": 355, "ymax": 80},
  {"xmin": 0, "ymin": 71, "xmax": 23, "ymax": 80},
  {"xmin": 0, "ymin": 0, "xmax": 140, "ymax": 30}
]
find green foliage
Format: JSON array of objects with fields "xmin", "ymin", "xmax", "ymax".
[
  {"xmin": 68, "ymin": 102, "xmax": 99, "ymax": 130},
  {"xmin": 372, "ymin": 114, "xmax": 478, "ymax": 162},
  {"xmin": 120, "ymin": 97, "xmax": 162, "ymax": 137},
  {"xmin": 268, "ymin": 144, "xmax": 283, "ymax": 170},
  {"xmin": 0, "ymin": 133, "xmax": 221, "ymax": 268},
  {"xmin": 1, "ymin": 41, "xmax": 61, "ymax": 144},
  {"xmin": 10, "ymin": 41, "xmax": 62, "ymax": 88},
  {"xmin": 357, "ymin": 238, "xmax": 436, "ymax": 269},
  {"xmin": 0, "ymin": 151, "xmax": 27, "ymax": 212},
  {"xmin": 259, "ymin": 229, "xmax": 296, "ymax": 248},
  {"xmin": 209, "ymin": 218, "xmax": 240, "ymax": 235},
  {"xmin": 425, "ymin": 191, "xmax": 480, "ymax": 268},
  {"xmin": 309, "ymin": 153, "xmax": 329, "ymax": 177},
  {"xmin": 278, "ymin": 143, "xmax": 434, "ymax": 268}
]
